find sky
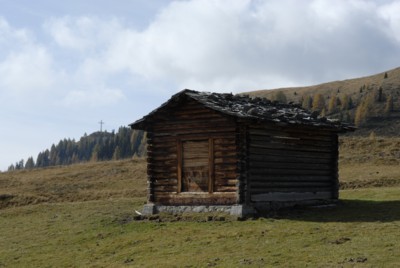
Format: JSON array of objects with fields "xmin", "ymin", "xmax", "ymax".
[{"xmin": 1, "ymin": 0, "xmax": 400, "ymax": 171}]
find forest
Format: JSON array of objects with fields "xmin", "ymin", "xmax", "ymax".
[{"xmin": 8, "ymin": 127, "xmax": 146, "ymax": 171}]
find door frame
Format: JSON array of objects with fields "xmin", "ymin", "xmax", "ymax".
[{"xmin": 177, "ymin": 137, "xmax": 214, "ymax": 194}]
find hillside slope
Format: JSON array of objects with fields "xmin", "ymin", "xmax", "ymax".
[
  {"xmin": 245, "ymin": 67, "xmax": 400, "ymax": 135},
  {"xmin": 0, "ymin": 159, "xmax": 147, "ymax": 209},
  {"xmin": 247, "ymin": 67, "xmax": 400, "ymax": 104},
  {"xmin": 2, "ymin": 137, "xmax": 400, "ymax": 210}
]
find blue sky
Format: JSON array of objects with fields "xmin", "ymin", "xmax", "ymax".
[{"xmin": 1, "ymin": 0, "xmax": 400, "ymax": 170}]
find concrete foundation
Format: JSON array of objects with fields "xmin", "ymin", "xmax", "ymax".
[
  {"xmin": 141, "ymin": 199, "xmax": 335, "ymax": 218},
  {"xmin": 142, "ymin": 204, "xmax": 256, "ymax": 217}
]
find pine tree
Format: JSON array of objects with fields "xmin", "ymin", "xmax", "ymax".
[
  {"xmin": 8, "ymin": 164, "xmax": 15, "ymax": 172},
  {"xmin": 25, "ymin": 157, "xmax": 35, "ymax": 169}
]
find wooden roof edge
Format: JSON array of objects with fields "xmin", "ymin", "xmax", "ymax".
[{"xmin": 129, "ymin": 89, "xmax": 194, "ymax": 130}]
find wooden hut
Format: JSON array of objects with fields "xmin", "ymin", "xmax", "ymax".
[{"xmin": 130, "ymin": 89, "xmax": 352, "ymax": 216}]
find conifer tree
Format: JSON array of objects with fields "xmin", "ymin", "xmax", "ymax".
[
  {"xmin": 8, "ymin": 164, "xmax": 15, "ymax": 172},
  {"xmin": 25, "ymin": 157, "xmax": 35, "ymax": 169}
]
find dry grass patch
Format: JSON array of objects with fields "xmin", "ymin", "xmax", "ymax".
[
  {"xmin": 0, "ymin": 159, "xmax": 147, "ymax": 209},
  {"xmin": 339, "ymin": 136, "xmax": 400, "ymax": 188}
]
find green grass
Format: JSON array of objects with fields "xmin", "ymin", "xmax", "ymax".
[
  {"xmin": 1, "ymin": 188, "xmax": 400, "ymax": 267},
  {"xmin": 2, "ymin": 140, "xmax": 400, "ymax": 267}
]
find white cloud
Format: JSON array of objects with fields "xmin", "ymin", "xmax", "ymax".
[
  {"xmin": 0, "ymin": 17, "xmax": 56, "ymax": 96},
  {"xmin": 378, "ymin": 1, "xmax": 400, "ymax": 43},
  {"xmin": 44, "ymin": 16, "xmax": 122, "ymax": 51},
  {"xmin": 98, "ymin": 0, "xmax": 400, "ymax": 91},
  {"xmin": 36, "ymin": 0, "xmax": 400, "ymax": 95},
  {"xmin": 0, "ymin": 46, "xmax": 55, "ymax": 94},
  {"xmin": 63, "ymin": 88, "xmax": 125, "ymax": 107}
]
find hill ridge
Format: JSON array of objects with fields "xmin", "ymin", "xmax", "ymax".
[{"xmin": 245, "ymin": 66, "xmax": 400, "ymax": 136}]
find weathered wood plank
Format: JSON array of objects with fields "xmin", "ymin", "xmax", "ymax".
[
  {"xmin": 215, "ymin": 174, "xmax": 238, "ymax": 181},
  {"xmin": 249, "ymin": 141, "xmax": 332, "ymax": 153},
  {"xmin": 176, "ymin": 139, "xmax": 182, "ymax": 193},
  {"xmin": 249, "ymin": 168, "xmax": 331, "ymax": 176},
  {"xmin": 214, "ymin": 151, "xmax": 237, "ymax": 158},
  {"xmin": 251, "ymin": 191, "xmax": 332, "ymax": 202},
  {"xmin": 154, "ymin": 185, "xmax": 178, "ymax": 192},
  {"xmin": 249, "ymin": 147, "xmax": 332, "ymax": 159},
  {"xmin": 249, "ymin": 162, "xmax": 332, "ymax": 170},
  {"xmin": 148, "ymin": 159, "xmax": 177, "ymax": 168},
  {"xmin": 213, "ymin": 138, "xmax": 236, "ymax": 145},
  {"xmin": 153, "ymin": 119, "xmax": 233, "ymax": 131},
  {"xmin": 249, "ymin": 175, "xmax": 332, "ymax": 182},
  {"xmin": 214, "ymin": 164, "xmax": 237, "ymax": 171},
  {"xmin": 214, "ymin": 156, "xmax": 237, "ymax": 164},
  {"xmin": 213, "ymin": 186, "xmax": 237, "ymax": 192},
  {"xmin": 249, "ymin": 155, "xmax": 332, "ymax": 164},
  {"xmin": 148, "ymin": 165, "xmax": 177, "ymax": 173},
  {"xmin": 250, "ymin": 181, "xmax": 332, "ymax": 188},
  {"xmin": 250, "ymin": 187, "xmax": 332, "ymax": 193},
  {"xmin": 214, "ymin": 179, "xmax": 238, "ymax": 186},
  {"xmin": 249, "ymin": 132, "xmax": 333, "ymax": 143},
  {"xmin": 249, "ymin": 124, "xmax": 333, "ymax": 138},
  {"xmin": 208, "ymin": 138, "xmax": 214, "ymax": 193},
  {"xmin": 153, "ymin": 178, "xmax": 178, "ymax": 186}
]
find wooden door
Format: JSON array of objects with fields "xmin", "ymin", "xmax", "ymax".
[{"xmin": 181, "ymin": 139, "xmax": 212, "ymax": 192}]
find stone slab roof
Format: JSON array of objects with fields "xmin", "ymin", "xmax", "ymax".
[{"xmin": 130, "ymin": 89, "xmax": 354, "ymax": 131}]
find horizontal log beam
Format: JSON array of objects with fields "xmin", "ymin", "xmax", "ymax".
[
  {"xmin": 249, "ymin": 162, "xmax": 332, "ymax": 170},
  {"xmin": 249, "ymin": 141, "xmax": 332, "ymax": 153},
  {"xmin": 251, "ymin": 191, "xmax": 332, "ymax": 202},
  {"xmin": 250, "ymin": 187, "xmax": 332, "ymax": 193},
  {"xmin": 249, "ymin": 148, "xmax": 332, "ymax": 159},
  {"xmin": 249, "ymin": 168, "xmax": 331, "ymax": 176},
  {"xmin": 249, "ymin": 155, "xmax": 332, "ymax": 164},
  {"xmin": 249, "ymin": 175, "xmax": 332, "ymax": 182}
]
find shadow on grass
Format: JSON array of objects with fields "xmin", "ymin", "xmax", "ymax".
[{"xmin": 264, "ymin": 199, "xmax": 400, "ymax": 223}]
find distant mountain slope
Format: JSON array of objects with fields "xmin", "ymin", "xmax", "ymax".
[
  {"xmin": 246, "ymin": 67, "xmax": 400, "ymax": 102},
  {"xmin": 245, "ymin": 67, "xmax": 400, "ymax": 136}
]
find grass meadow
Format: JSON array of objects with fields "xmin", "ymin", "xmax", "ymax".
[{"xmin": 1, "ymin": 137, "xmax": 400, "ymax": 267}]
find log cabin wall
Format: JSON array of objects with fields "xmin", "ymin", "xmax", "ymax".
[
  {"xmin": 247, "ymin": 124, "xmax": 338, "ymax": 203},
  {"xmin": 146, "ymin": 98, "xmax": 240, "ymax": 206}
]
